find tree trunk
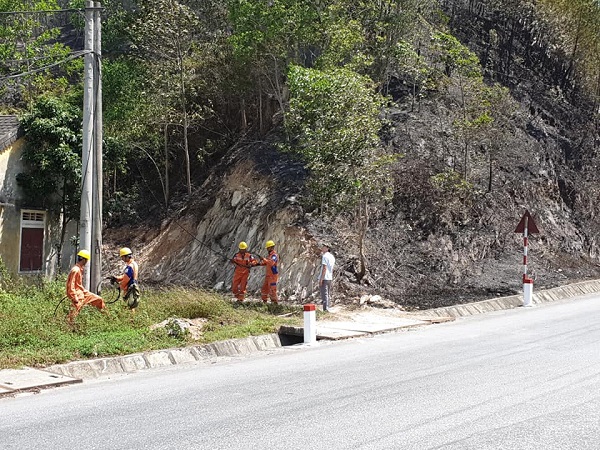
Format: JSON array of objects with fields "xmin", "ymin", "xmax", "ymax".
[
  {"xmin": 258, "ymin": 78, "xmax": 264, "ymax": 135},
  {"xmin": 164, "ymin": 123, "xmax": 170, "ymax": 205},
  {"xmin": 177, "ymin": 50, "xmax": 191, "ymax": 195},
  {"xmin": 356, "ymin": 200, "xmax": 369, "ymax": 282},
  {"xmin": 504, "ymin": 19, "xmax": 516, "ymax": 84},
  {"xmin": 241, "ymin": 98, "xmax": 247, "ymax": 131},
  {"xmin": 488, "ymin": 152, "xmax": 493, "ymax": 193},
  {"xmin": 58, "ymin": 179, "xmax": 69, "ymax": 272},
  {"xmin": 458, "ymin": 74, "xmax": 469, "ymax": 181}
]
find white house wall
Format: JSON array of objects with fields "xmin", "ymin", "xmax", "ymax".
[{"xmin": 0, "ymin": 137, "xmax": 78, "ymax": 277}]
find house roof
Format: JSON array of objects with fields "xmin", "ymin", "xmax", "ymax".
[{"xmin": 0, "ymin": 115, "xmax": 21, "ymax": 151}]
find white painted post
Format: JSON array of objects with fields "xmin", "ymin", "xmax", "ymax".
[
  {"xmin": 523, "ymin": 278, "xmax": 533, "ymax": 307},
  {"xmin": 522, "ymin": 216, "xmax": 533, "ymax": 307},
  {"xmin": 515, "ymin": 210, "xmax": 539, "ymax": 307},
  {"xmin": 303, "ymin": 304, "xmax": 317, "ymax": 344}
]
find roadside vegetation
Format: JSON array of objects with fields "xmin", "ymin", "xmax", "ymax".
[
  {"xmin": 0, "ymin": 277, "xmax": 303, "ymax": 369},
  {"xmin": 3, "ymin": 1, "xmax": 600, "ymax": 310}
]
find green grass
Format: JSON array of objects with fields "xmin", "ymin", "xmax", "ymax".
[{"xmin": 0, "ymin": 278, "xmax": 303, "ymax": 369}]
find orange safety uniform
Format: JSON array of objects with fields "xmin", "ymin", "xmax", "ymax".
[
  {"xmin": 261, "ymin": 249, "xmax": 279, "ymax": 303},
  {"xmin": 116, "ymin": 259, "xmax": 139, "ymax": 294},
  {"xmin": 66, "ymin": 262, "xmax": 106, "ymax": 322},
  {"xmin": 231, "ymin": 251, "xmax": 257, "ymax": 301}
]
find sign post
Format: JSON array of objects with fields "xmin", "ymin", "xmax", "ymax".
[{"xmin": 514, "ymin": 210, "xmax": 539, "ymax": 307}]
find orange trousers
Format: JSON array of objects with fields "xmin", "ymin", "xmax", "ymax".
[
  {"xmin": 68, "ymin": 292, "xmax": 106, "ymax": 322},
  {"xmin": 261, "ymin": 277, "xmax": 278, "ymax": 303},
  {"xmin": 232, "ymin": 270, "xmax": 250, "ymax": 301}
]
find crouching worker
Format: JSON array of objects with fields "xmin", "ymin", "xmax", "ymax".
[
  {"xmin": 67, "ymin": 249, "xmax": 107, "ymax": 325},
  {"xmin": 110, "ymin": 247, "xmax": 140, "ymax": 310}
]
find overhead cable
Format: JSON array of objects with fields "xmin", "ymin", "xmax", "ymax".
[{"xmin": 0, "ymin": 50, "xmax": 91, "ymax": 82}]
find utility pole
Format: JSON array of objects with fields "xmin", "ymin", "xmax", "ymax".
[
  {"xmin": 91, "ymin": 1, "xmax": 103, "ymax": 293},
  {"xmin": 80, "ymin": 0, "xmax": 95, "ymax": 289}
]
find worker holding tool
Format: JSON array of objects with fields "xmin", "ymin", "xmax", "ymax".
[
  {"xmin": 110, "ymin": 247, "xmax": 140, "ymax": 310},
  {"xmin": 66, "ymin": 249, "xmax": 107, "ymax": 325},
  {"xmin": 231, "ymin": 241, "xmax": 258, "ymax": 302},
  {"xmin": 259, "ymin": 240, "xmax": 279, "ymax": 304}
]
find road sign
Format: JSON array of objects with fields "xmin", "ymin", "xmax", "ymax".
[{"xmin": 514, "ymin": 210, "xmax": 539, "ymax": 234}]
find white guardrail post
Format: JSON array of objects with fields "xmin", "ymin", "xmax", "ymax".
[{"xmin": 303, "ymin": 304, "xmax": 317, "ymax": 344}]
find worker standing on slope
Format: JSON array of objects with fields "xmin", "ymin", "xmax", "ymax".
[
  {"xmin": 260, "ymin": 240, "xmax": 279, "ymax": 304},
  {"xmin": 111, "ymin": 247, "xmax": 140, "ymax": 310},
  {"xmin": 66, "ymin": 249, "xmax": 107, "ymax": 325},
  {"xmin": 231, "ymin": 241, "xmax": 258, "ymax": 302},
  {"xmin": 318, "ymin": 243, "xmax": 335, "ymax": 312}
]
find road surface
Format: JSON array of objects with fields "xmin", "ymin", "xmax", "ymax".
[{"xmin": 2, "ymin": 295, "xmax": 599, "ymax": 449}]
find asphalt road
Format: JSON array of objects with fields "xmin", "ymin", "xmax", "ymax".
[{"xmin": 2, "ymin": 295, "xmax": 599, "ymax": 449}]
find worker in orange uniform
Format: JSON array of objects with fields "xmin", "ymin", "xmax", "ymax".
[
  {"xmin": 66, "ymin": 249, "xmax": 107, "ymax": 325},
  {"xmin": 260, "ymin": 240, "xmax": 279, "ymax": 304},
  {"xmin": 231, "ymin": 241, "xmax": 258, "ymax": 302},
  {"xmin": 111, "ymin": 247, "xmax": 140, "ymax": 309}
]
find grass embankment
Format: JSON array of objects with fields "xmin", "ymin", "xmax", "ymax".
[{"xmin": 0, "ymin": 278, "xmax": 303, "ymax": 369}]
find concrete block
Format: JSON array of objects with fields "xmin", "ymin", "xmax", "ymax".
[
  {"xmin": 144, "ymin": 351, "xmax": 174, "ymax": 368},
  {"xmin": 263, "ymin": 334, "xmax": 282, "ymax": 350},
  {"xmin": 233, "ymin": 338, "xmax": 259, "ymax": 355},
  {"xmin": 193, "ymin": 344, "xmax": 219, "ymax": 361},
  {"xmin": 169, "ymin": 348, "xmax": 197, "ymax": 365},
  {"xmin": 62, "ymin": 362, "xmax": 101, "ymax": 379},
  {"xmin": 119, "ymin": 354, "xmax": 148, "ymax": 372},
  {"xmin": 211, "ymin": 340, "xmax": 239, "ymax": 357},
  {"xmin": 60, "ymin": 358, "xmax": 124, "ymax": 378},
  {"xmin": 479, "ymin": 301, "xmax": 495, "ymax": 312},
  {"xmin": 469, "ymin": 303, "xmax": 483, "ymax": 314},
  {"xmin": 92, "ymin": 358, "xmax": 124, "ymax": 376}
]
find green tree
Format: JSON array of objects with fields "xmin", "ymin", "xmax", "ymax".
[
  {"xmin": 129, "ymin": 0, "xmax": 212, "ymax": 196},
  {"xmin": 286, "ymin": 65, "xmax": 394, "ymax": 280},
  {"xmin": 0, "ymin": 0, "xmax": 76, "ymax": 108},
  {"xmin": 17, "ymin": 96, "xmax": 82, "ymax": 269},
  {"xmin": 432, "ymin": 31, "xmax": 489, "ymax": 181},
  {"xmin": 228, "ymin": 0, "xmax": 321, "ymax": 132},
  {"xmin": 537, "ymin": 0, "xmax": 600, "ymax": 91}
]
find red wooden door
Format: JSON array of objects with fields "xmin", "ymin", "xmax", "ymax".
[{"xmin": 20, "ymin": 228, "xmax": 44, "ymax": 271}]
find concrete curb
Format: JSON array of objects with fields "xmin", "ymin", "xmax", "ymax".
[
  {"xmin": 45, "ymin": 333, "xmax": 282, "ymax": 380},
  {"xmin": 412, "ymin": 279, "xmax": 600, "ymax": 319},
  {"xmin": 30, "ymin": 278, "xmax": 600, "ymax": 382}
]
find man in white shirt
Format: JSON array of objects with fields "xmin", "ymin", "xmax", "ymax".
[{"xmin": 318, "ymin": 243, "xmax": 335, "ymax": 311}]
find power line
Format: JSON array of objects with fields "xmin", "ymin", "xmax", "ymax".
[
  {"xmin": 0, "ymin": 8, "xmax": 87, "ymax": 15},
  {"xmin": 0, "ymin": 50, "xmax": 90, "ymax": 82}
]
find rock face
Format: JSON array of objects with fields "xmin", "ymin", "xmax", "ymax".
[{"xmin": 137, "ymin": 148, "xmax": 324, "ymax": 302}]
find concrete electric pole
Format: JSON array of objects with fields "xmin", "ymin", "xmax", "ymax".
[
  {"xmin": 91, "ymin": 1, "xmax": 103, "ymax": 293},
  {"xmin": 79, "ymin": 0, "xmax": 102, "ymax": 291}
]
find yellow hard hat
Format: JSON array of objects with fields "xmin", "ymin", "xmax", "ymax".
[
  {"xmin": 239, "ymin": 241, "xmax": 248, "ymax": 250},
  {"xmin": 77, "ymin": 249, "xmax": 91, "ymax": 260},
  {"xmin": 265, "ymin": 240, "xmax": 275, "ymax": 249},
  {"xmin": 119, "ymin": 247, "xmax": 133, "ymax": 257}
]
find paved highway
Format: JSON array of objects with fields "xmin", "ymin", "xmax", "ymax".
[{"xmin": 2, "ymin": 295, "xmax": 599, "ymax": 449}]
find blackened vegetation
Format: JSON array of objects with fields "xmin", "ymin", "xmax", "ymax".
[{"xmin": 336, "ymin": 0, "xmax": 600, "ymax": 308}]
